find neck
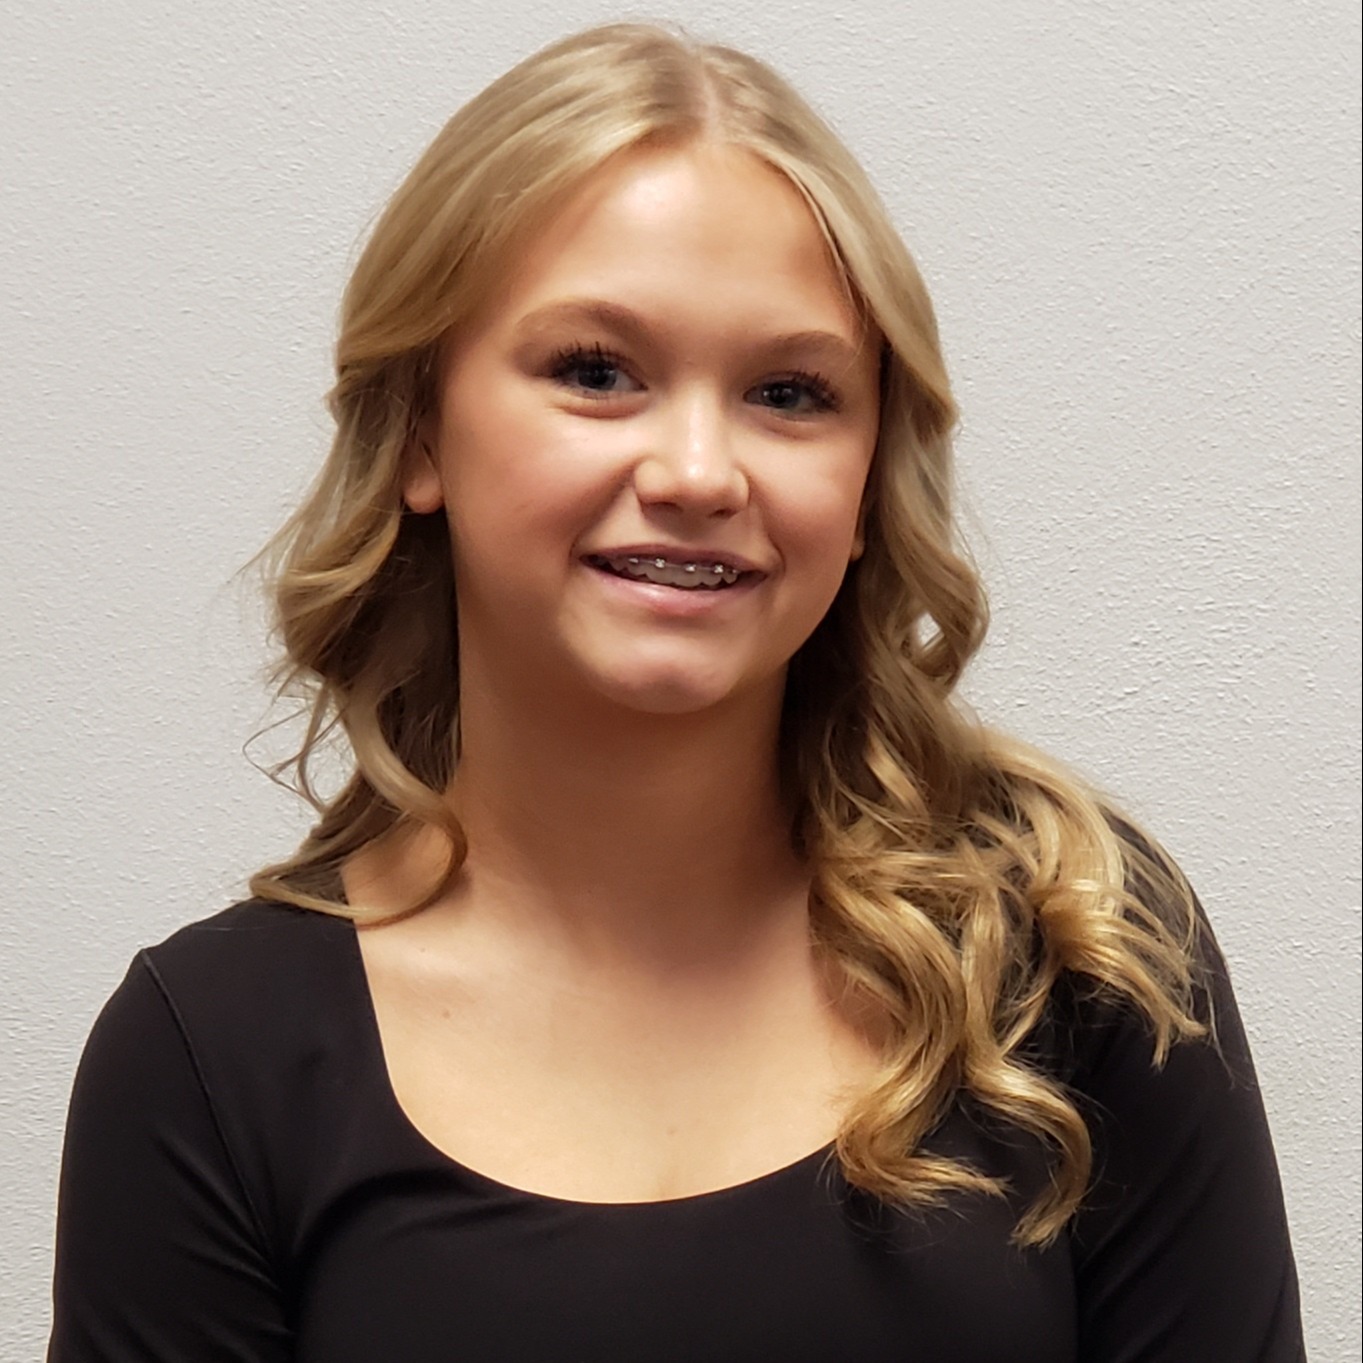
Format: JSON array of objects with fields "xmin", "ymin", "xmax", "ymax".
[{"xmin": 429, "ymin": 656, "xmax": 809, "ymax": 974}]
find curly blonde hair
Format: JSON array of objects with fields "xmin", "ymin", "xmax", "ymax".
[{"xmin": 249, "ymin": 21, "xmax": 1204, "ymax": 1246}]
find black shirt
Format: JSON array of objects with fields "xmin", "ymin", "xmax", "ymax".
[{"xmin": 49, "ymin": 899, "xmax": 1305, "ymax": 1361}]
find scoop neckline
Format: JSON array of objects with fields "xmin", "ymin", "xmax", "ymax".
[{"xmin": 337, "ymin": 914, "xmax": 843, "ymax": 1211}]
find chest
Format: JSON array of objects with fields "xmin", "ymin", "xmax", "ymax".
[
  {"xmin": 243, "ymin": 917, "xmax": 1081, "ymax": 1361},
  {"xmin": 288, "ymin": 1119, "xmax": 1077, "ymax": 1363},
  {"xmin": 359, "ymin": 928, "xmax": 886, "ymax": 1203}
]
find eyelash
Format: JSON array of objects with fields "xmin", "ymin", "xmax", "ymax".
[
  {"xmin": 548, "ymin": 343, "xmax": 627, "ymax": 391},
  {"xmin": 546, "ymin": 342, "xmax": 842, "ymax": 415}
]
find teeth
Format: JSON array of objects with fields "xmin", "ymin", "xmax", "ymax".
[{"xmin": 594, "ymin": 554, "xmax": 744, "ymax": 590}]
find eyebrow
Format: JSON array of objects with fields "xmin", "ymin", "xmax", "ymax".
[{"xmin": 511, "ymin": 299, "xmax": 868, "ymax": 370}]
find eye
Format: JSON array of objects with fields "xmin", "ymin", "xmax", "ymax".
[
  {"xmin": 749, "ymin": 372, "xmax": 841, "ymax": 417},
  {"xmin": 548, "ymin": 343, "xmax": 641, "ymax": 399}
]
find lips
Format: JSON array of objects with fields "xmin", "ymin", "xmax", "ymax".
[
  {"xmin": 577, "ymin": 547, "xmax": 768, "ymax": 602},
  {"xmin": 588, "ymin": 554, "xmax": 737, "ymax": 590},
  {"xmin": 583, "ymin": 545, "xmax": 763, "ymax": 572}
]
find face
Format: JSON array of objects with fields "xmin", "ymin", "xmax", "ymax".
[{"xmin": 404, "ymin": 140, "xmax": 881, "ymax": 719}]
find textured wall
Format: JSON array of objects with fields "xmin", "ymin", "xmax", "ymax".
[{"xmin": 2, "ymin": 0, "xmax": 1358, "ymax": 1356}]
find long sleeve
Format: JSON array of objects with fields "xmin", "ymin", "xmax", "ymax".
[
  {"xmin": 1066, "ymin": 921, "xmax": 1306, "ymax": 1360},
  {"xmin": 48, "ymin": 953, "xmax": 293, "ymax": 1362}
]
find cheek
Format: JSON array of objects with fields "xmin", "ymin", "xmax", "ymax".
[
  {"xmin": 440, "ymin": 407, "xmax": 620, "ymax": 570},
  {"xmin": 767, "ymin": 452, "xmax": 871, "ymax": 570},
  {"xmin": 438, "ymin": 371, "xmax": 522, "ymax": 498}
]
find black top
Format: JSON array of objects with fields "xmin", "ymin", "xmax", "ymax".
[{"xmin": 50, "ymin": 898, "xmax": 1305, "ymax": 1362}]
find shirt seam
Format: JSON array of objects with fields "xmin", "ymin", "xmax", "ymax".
[{"xmin": 136, "ymin": 948, "xmax": 279, "ymax": 1275}]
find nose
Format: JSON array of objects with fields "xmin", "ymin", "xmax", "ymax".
[{"xmin": 632, "ymin": 386, "xmax": 748, "ymax": 520}]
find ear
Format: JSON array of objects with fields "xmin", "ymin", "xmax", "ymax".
[
  {"xmin": 401, "ymin": 437, "xmax": 444, "ymax": 514},
  {"xmin": 849, "ymin": 497, "xmax": 870, "ymax": 562}
]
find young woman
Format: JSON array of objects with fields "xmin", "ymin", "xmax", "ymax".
[{"xmin": 49, "ymin": 22, "xmax": 1305, "ymax": 1362}]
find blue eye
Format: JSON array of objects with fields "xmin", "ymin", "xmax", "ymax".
[
  {"xmin": 545, "ymin": 344, "xmax": 841, "ymax": 416},
  {"xmin": 751, "ymin": 375, "xmax": 840, "ymax": 415},
  {"xmin": 548, "ymin": 344, "xmax": 636, "ymax": 397}
]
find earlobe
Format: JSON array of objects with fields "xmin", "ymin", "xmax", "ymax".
[
  {"xmin": 401, "ymin": 440, "xmax": 444, "ymax": 514},
  {"xmin": 849, "ymin": 508, "xmax": 868, "ymax": 561}
]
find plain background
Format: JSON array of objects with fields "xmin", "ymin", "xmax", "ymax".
[{"xmin": 2, "ymin": 0, "xmax": 1358, "ymax": 1356}]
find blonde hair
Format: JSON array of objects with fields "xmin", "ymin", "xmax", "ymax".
[{"xmin": 249, "ymin": 21, "xmax": 1204, "ymax": 1245}]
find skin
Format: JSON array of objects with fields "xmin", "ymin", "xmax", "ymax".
[
  {"xmin": 405, "ymin": 141, "xmax": 880, "ymax": 724},
  {"xmin": 345, "ymin": 140, "xmax": 886, "ymax": 1200}
]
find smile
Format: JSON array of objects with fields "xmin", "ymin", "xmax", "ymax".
[{"xmin": 584, "ymin": 553, "xmax": 750, "ymax": 591}]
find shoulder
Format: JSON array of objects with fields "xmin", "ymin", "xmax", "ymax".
[
  {"xmin": 145, "ymin": 895, "xmax": 352, "ymax": 962},
  {"xmin": 139, "ymin": 897, "xmax": 355, "ymax": 1013},
  {"xmin": 1027, "ymin": 815, "xmax": 1245, "ymax": 1087},
  {"xmin": 70, "ymin": 898, "xmax": 357, "ymax": 1148},
  {"xmin": 141, "ymin": 898, "xmax": 372, "ymax": 1147},
  {"xmin": 1040, "ymin": 890, "xmax": 1255, "ymax": 1112},
  {"xmin": 70, "ymin": 900, "xmax": 377, "ymax": 1265},
  {"xmin": 125, "ymin": 899, "xmax": 368, "ymax": 1111}
]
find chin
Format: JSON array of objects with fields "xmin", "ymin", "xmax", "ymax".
[
  {"xmin": 598, "ymin": 674, "xmax": 737, "ymax": 717},
  {"xmin": 587, "ymin": 656, "xmax": 761, "ymax": 718}
]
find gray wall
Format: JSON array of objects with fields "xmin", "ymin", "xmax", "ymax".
[{"xmin": 3, "ymin": 1, "xmax": 1358, "ymax": 1357}]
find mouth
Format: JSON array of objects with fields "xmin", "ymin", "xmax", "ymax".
[{"xmin": 582, "ymin": 552, "xmax": 761, "ymax": 592}]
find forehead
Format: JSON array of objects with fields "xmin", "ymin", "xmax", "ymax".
[{"xmin": 467, "ymin": 140, "xmax": 864, "ymax": 351}]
